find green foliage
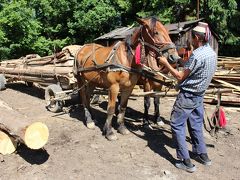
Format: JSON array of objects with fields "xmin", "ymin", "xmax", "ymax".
[
  {"xmin": 68, "ymin": 0, "xmax": 120, "ymax": 43},
  {"xmin": 0, "ymin": 0, "xmax": 41, "ymax": 59},
  {"xmin": 0, "ymin": 0, "xmax": 240, "ymax": 60},
  {"xmin": 203, "ymin": 0, "xmax": 240, "ymax": 56}
]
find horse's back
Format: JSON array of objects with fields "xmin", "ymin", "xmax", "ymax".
[{"xmin": 76, "ymin": 43, "xmax": 112, "ymax": 66}]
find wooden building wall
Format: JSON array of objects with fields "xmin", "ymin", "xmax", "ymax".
[{"xmin": 169, "ymin": 28, "xmax": 218, "ymax": 55}]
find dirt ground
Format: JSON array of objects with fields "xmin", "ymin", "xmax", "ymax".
[{"xmin": 0, "ymin": 82, "xmax": 240, "ymax": 180}]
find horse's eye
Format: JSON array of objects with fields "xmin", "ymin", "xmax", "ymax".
[{"xmin": 155, "ymin": 32, "xmax": 159, "ymax": 35}]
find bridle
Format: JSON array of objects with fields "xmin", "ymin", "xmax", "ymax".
[{"xmin": 139, "ymin": 25, "xmax": 179, "ymax": 64}]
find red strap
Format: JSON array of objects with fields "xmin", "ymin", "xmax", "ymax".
[
  {"xmin": 135, "ymin": 44, "xmax": 142, "ymax": 65},
  {"xmin": 219, "ymin": 107, "xmax": 227, "ymax": 128}
]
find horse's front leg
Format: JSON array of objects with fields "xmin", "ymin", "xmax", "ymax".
[
  {"xmin": 103, "ymin": 84, "xmax": 119, "ymax": 141},
  {"xmin": 143, "ymin": 96, "xmax": 151, "ymax": 125},
  {"xmin": 153, "ymin": 96, "xmax": 164, "ymax": 126}
]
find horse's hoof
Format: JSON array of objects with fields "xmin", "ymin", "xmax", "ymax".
[
  {"xmin": 106, "ymin": 133, "xmax": 118, "ymax": 141},
  {"xmin": 118, "ymin": 126, "xmax": 130, "ymax": 135},
  {"xmin": 143, "ymin": 123, "xmax": 153, "ymax": 130},
  {"xmin": 156, "ymin": 116, "xmax": 165, "ymax": 126},
  {"xmin": 86, "ymin": 122, "xmax": 95, "ymax": 129},
  {"xmin": 156, "ymin": 120, "xmax": 165, "ymax": 127}
]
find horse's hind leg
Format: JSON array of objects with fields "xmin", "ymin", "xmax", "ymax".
[
  {"xmin": 142, "ymin": 81, "xmax": 153, "ymax": 128},
  {"xmin": 117, "ymin": 89, "xmax": 132, "ymax": 135},
  {"xmin": 103, "ymin": 84, "xmax": 119, "ymax": 141},
  {"xmin": 79, "ymin": 83, "xmax": 95, "ymax": 129}
]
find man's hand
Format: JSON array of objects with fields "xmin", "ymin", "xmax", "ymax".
[{"xmin": 158, "ymin": 56, "xmax": 191, "ymax": 82}]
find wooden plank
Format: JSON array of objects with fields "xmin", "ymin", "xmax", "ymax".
[
  {"xmin": 214, "ymin": 70, "xmax": 240, "ymax": 76},
  {"xmin": 218, "ymin": 61, "xmax": 240, "ymax": 65},
  {"xmin": 213, "ymin": 79, "xmax": 240, "ymax": 92},
  {"xmin": 218, "ymin": 56, "xmax": 240, "ymax": 61}
]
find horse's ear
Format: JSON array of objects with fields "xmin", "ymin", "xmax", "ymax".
[
  {"xmin": 136, "ymin": 17, "xmax": 146, "ymax": 26},
  {"xmin": 136, "ymin": 17, "xmax": 152, "ymax": 32}
]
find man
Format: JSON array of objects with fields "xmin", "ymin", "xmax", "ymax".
[{"xmin": 158, "ymin": 22, "xmax": 217, "ymax": 173}]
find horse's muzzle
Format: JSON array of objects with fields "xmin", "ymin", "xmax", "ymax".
[{"xmin": 168, "ymin": 54, "xmax": 182, "ymax": 64}]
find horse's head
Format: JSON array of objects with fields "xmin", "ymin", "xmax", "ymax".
[{"xmin": 136, "ymin": 17, "xmax": 181, "ymax": 66}]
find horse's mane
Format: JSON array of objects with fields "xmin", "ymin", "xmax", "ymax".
[
  {"xmin": 125, "ymin": 27, "xmax": 140, "ymax": 47},
  {"xmin": 143, "ymin": 16, "xmax": 170, "ymax": 41}
]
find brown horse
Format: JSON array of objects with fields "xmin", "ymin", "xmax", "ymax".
[{"xmin": 75, "ymin": 17, "xmax": 180, "ymax": 140}]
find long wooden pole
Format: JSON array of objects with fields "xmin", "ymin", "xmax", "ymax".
[
  {"xmin": 131, "ymin": 88, "xmax": 232, "ymax": 97},
  {"xmin": 93, "ymin": 88, "xmax": 233, "ymax": 97},
  {"xmin": 197, "ymin": 0, "xmax": 200, "ymax": 19},
  {"xmin": 0, "ymin": 66, "xmax": 73, "ymax": 76}
]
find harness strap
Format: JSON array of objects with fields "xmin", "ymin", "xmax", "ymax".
[
  {"xmin": 92, "ymin": 43, "xmax": 98, "ymax": 65},
  {"xmin": 77, "ymin": 63, "xmax": 132, "ymax": 73},
  {"xmin": 73, "ymin": 46, "xmax": 84, "ymax": 75},
  {"xmin": 141, "ymin": 40, "xmax": 176, "ymax": 55},
  {"xmin": 159, "ymin": 43, "xmax": 176, "ymax": 52},
  {"xmin": 139, "ymin": 40, "xmax": 162, "ymax": 55},
  {"xmin": 105, "ymin": 41, "xmax": 122, "ymax": 64},
  {"xmin": 77, "ymin": 62, "xmax": 173, "ymax": 87}
]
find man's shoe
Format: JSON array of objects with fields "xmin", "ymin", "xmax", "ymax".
[
  {"xmin": 196, "ymin": 153, "xmax": 212, "ymax": 166},
  {"xmin": 175, "ymin": 159, "xmax": 196, "ymax": 173}
]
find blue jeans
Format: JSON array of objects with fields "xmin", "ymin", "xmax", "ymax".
[{"xmin": 170, "ymin": 91, "xmax": 207, "ymax": 160}]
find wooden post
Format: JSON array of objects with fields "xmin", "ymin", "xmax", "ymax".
[{"xmin": 197, "ymin": 0, "xmax": 200, "ymax": 19}]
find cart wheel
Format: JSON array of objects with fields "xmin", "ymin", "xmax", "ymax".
[
  {"xmin": 25, "ymin": 81, "xmax": 33, "ymax": 87},
  {"xmin": 0, "ymin": 74, "xmax": 6, "ymax": 91},
  {"xmin": 45, "ymin": 84, "xmax": 64, "ymax": 113}
]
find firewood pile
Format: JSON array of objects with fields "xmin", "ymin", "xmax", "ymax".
[
  {"xmin": 0, "ymin": 45, "xmax": 82, "ymax": 88},
  {"xmin": 206, "ymin": 56, "xmax": 240, "ymax": 106}
]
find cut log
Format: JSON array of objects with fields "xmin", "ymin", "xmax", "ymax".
[
  {"xmin": 0, "ymin": 130, "xmax": 17, "ymax": 155},
  {"xmin": 24, "ymin": 122, "xmax": 49, "ymax": 149},
  {"xmin": 0, "ymin": 66, "xmax": 73, "ymax": 76},
  {"xmin": 0, "ymin": 99, "xmax": 49, "ymax": 151}
]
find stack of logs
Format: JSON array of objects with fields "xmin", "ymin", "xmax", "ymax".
[
  {"xmin": 206, "ymin": 56, "xmax": 240, "ymax": 105},
  {"xmin": 0, "ymin": 52, "xmax": 74, "ymax": 87},
  {"xmin": 130, "ymin": 56, "xmax": 240, "ymax": 106}
]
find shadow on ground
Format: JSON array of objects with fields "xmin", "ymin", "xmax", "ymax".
[
  {"xmin": 17, "ymin": 144, "xmax": 49, "ymax": 165},
  {"xmin": 6, "ymin": 83, "xmax": 45, "ymax": 99}
]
